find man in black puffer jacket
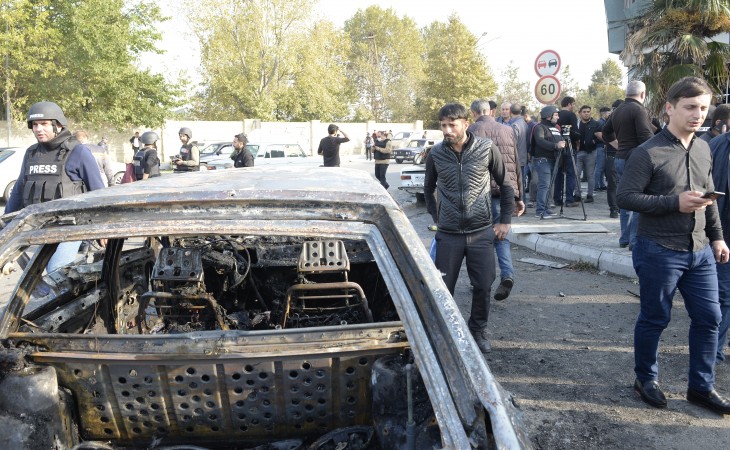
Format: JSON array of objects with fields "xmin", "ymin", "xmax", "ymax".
[{"xmin": 424, "ymin": 103, "xmax": 515, "ymax": 353}]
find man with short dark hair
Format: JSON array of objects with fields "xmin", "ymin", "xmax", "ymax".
[
  {"xmin": 372, "ymin": 131, "xmax": 391, "ymax": 188},
  {"xmin": 701, "ymin": 104, "xmax": 730, "ymax": 143},
  {"xmin": 555, "ymin": 96, "xmax": 579, "ymax": 207},
  {"xmin": 576, "ymin": 105, "xmax": 601, "ymax": 203},
  {"xmin": 594, "ymin": 107, "xmax": 611, "ymax": 193},
  {"xmin": 6, "ymin": 102, "xmax": 105, "ymax": 272},
  {"xmin": 710, "ymin": 108, "xmax": 730, "ymax": 364},
  {"xmin": 425, "ymin": 103, "xmax": 515, "ymax": 353},
  {"xmin": 317, "ymin": 124, "xmax": 349, "ymax": 167},
  {"xmin": 231, "ymin": 133, "xmax": 254, "ymax": 168},
  {"xmin": 618, "ymin": 76, "xmax": 730, "ymax": 414}
]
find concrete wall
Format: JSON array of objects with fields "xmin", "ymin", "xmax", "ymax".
[{"xmin": 2, "ymin": 119, "xmax": 425, "ymax": 163}]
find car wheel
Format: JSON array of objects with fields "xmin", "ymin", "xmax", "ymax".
[
  {"xmin": 395, "ymin": 159, "xmax": 403, "ymax": 164},
  {"xmin": 3, "ymin": 181, "xmax": 15, "ymax": 201},
  {"xmin": 415, "ymin": 193, "xmax": 425, "ymax": 203},
  {"xmin": 113, "ymin": 172, "xmax": 125, "ymax": 186}
]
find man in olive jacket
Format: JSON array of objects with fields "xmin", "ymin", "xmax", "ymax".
[{"xmin": 424, "ymin": 103, "xmax": 515, "ymax": 353}]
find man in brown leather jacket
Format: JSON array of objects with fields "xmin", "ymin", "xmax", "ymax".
[{"xmin": 467, "ymin": 99, "xmax": 525, "ymax": 301}]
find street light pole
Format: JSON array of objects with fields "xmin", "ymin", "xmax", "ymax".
[{"xmin": 5, "ymin": 12, "xmax": 10, "ymax": 147}]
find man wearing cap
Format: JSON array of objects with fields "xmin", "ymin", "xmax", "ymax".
[
  {"xmin": 174, "ymin": 127, "xmax": 200, "ymax": 172},
  {"xmin": 5, "ymin": 101, "xmax": 105, "ymax": 271}
]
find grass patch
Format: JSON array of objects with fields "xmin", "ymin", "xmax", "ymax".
[{"xmin": 568, "ymin": 260, "xmax": 598, "ymax": 273}]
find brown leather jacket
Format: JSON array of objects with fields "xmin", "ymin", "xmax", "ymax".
[{"xmin": 467, "ymin": 115, "xmax": 522, "ymax": 199}]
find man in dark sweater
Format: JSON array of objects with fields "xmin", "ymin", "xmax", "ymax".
[
  {"xmin": 602, "ymin": 81, "xmax": 654, "ymax": 249},
  {"xmin": 618, "ymin": 76, "xmax": 730, "ymax": 415},
  {"xmin": 317, "ymin": 124, "xmax": 349, "ymax": 167},
  {"xmin": 424, "ymin": 103, "xmax": 515, "ymax": 353}
]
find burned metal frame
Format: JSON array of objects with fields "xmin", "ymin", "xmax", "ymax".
[{"xmin": 0, "ymin": 168, "xmax": 530, "ymax": 449}]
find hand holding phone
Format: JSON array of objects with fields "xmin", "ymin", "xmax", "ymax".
[{"xmin": 702, "ymin": 191, "xmax": 725, "ymax": 200}]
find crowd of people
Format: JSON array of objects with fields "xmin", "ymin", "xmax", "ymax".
[{"xmin": 8, "ymin": 74, "xmax": 730, "ymax": 418}]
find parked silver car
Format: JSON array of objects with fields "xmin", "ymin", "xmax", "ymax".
[{"xmin": 0, "ymin": 167, "xmax": 530, "ymax": 450}]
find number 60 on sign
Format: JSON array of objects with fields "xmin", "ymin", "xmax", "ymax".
[{"xmin": 534, "ymin": 75, "xmax": 561, "ymax": 105}]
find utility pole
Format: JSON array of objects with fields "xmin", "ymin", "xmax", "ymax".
[
  {"xmin": 4, "ymin": 11, "xmax": 10, "ymax": 146},
  {"xmin": 364, "ymin": 33, "xmax": 382, "ymax": 121}
]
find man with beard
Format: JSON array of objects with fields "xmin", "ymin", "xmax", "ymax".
[
  {"xmin": 5, "ymin": 101, "xmax": 105, "ymax": 272},
  {"xmin": 173, "ymin": 127, "xmax": 200, "ymax": 172},
  {"xmin": 424, "ymin": 103, "xmax": 515, "ymax": 353},
  {"xmin": 532, "ymin": 105, "xmax": 566, "ymax": 218}
]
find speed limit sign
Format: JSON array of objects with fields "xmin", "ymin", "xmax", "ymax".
[{"xmin": 535, "ymin": 75, "xmax": 561, "ymax": 104}]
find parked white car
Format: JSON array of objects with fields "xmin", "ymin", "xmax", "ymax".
[
  {"xmin": 199, "ymin": 141, "xmax": 234, "ymax": 164},
  {"xmin": 205, "ymin": 142, "xmax": 318, "ymax": 170},
  {"xmin": 0, "ymin": 147, "xmax": 25, "ymax": 201}
]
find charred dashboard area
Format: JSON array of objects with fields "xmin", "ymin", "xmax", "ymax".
[{"xmin": 20, "ymin": 236, "xmax": 398, "ymax": 335}]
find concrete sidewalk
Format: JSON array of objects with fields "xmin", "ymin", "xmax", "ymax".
[{"xmin": 509, "ymin": 183, "xmax": 636, "ymax": 278}]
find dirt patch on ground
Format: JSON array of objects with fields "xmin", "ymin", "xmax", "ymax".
[{"xmin": 482, "ymin": 248, "xmax": 730, "ymax": 449}]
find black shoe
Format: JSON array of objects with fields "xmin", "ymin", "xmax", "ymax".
[
  {"xmin": 566, "ymin": 201, "xmax": 580, "ymax": 207},
  {"xmin": 494, "ymin": 278, "xmax": 513, "ymax": 301},
  {"xmin": 634, "ymin": 379, "xmax": 667, "ymax": 408},
  {"xmin": 620, "ymin": 243, "xmax": 629, "ymax": 248},
  {"xmin": 687, "ymin": 388, "xmax": 730, "ymax": 414},
  {"xmin": 471, "ymin": 329, "xmax": 491, "ymax": 353},
  {"xmin": 585, "ymin": 196, "xmax": 594, "ymax": 203}
]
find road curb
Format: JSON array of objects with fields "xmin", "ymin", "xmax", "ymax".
[{"xmin": 511, "ymin": 233, "xmax": 636, "ymax": 279}]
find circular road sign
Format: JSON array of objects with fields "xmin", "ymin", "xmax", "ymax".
[
  {"xmin": 534, "ymin": 49, "xmax": 561, "ymax": 77},
  {"xmin": 535, "ymin": 75, "xmax": 561, "ymax": 105}
]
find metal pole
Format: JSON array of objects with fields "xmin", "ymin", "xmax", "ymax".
[{"xmin": 5, "ymin": 14, "xmax": 11, "ymax": 147}]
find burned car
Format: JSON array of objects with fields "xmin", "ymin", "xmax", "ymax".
[{"xmin": 0, "ymin": 167, "xmax": 530, "ymax": 450}]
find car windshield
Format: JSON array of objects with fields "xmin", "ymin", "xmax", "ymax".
[
  {"xmin": 246, "ymin": 144, "xmax": 259, "ymax": 157},
  {"xmin": 0, "ymin": 149, "xmax": 16, "ymax": 163},
  {"xmin": 408, "ymin": 140, "xmax": 424, "ymax": 148},
  {"xmin": 199, "ymin": 143, "xmax": 224, "ymax": 157}
]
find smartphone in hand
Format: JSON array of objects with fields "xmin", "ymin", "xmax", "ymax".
[{"xmin": 701, "ymin": 191, "xmax": 725, "ymax": 200}]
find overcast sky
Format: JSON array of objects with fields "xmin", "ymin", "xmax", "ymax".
[{"xmin": 147, "ymin": 0, "xmax": 625, "ymax": 95}]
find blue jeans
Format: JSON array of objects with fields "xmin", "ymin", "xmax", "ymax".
[
  {"xmin": 576, "ymin": 150, "xmax": 596, "ymax": 198},
  {"xmin": 615, "ymin": 158, "xmax": 638, "ymax": 246},
  {"xmin": 47, "ymin": 241, "xmax": 82, "ymax": 273},
  {"xmin": 632, "ymin": 237, "xmax": 720, "ymax": 391},
  {"xmin": 535, "ymin": 158, "xmax": 554, "ymax": 215},
  {"xmin": 491, "ymin": 200, "xmax": 514, "ymax": 281},
  {"xmin": 594, "ymin": 146, "xmax": 606, "ymax": 189},
  {"xmin": 717, "ymin": 260, "xmax": 730, "ymax": 362}
]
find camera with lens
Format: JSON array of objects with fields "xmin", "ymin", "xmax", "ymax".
[{"xmin": 561, "ymin": 124, "xmax": 572, "ymax": 137}]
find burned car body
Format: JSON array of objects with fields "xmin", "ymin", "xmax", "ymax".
[{"xmin": 0, "ymin": 167, "xmax": 530, "ymax": 449}]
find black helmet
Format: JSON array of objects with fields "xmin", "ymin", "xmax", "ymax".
[
  {"xmin": 179, "ymin": 127, "xmax": 192, "ymax": 139},
  {"xmin": 540, "ymin": 105, "xmax": 559, "ymax": 120},
  {"xmin": 27, "ymin": 101, "xmax": 67, "ymax": 129},
  {"xmin": 140, "ymin": 131, "xmax": 159, "ymax": 145}
]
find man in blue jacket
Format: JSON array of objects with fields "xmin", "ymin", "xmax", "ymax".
[
  {"xmin": 710, "ymin": 121, "xmax": 730, "ymax": 364},
  {"xmin": 6, "ymin": 101, "xmax": 105, "ymax": 272}
]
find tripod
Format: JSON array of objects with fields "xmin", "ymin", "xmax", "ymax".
[{"xmin": 544, "ymin": 131, "xmax": 587, "ymax": 221}]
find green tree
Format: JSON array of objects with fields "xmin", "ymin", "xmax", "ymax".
[
  {"xmin": 583, "ymin": 59, "xmax": 626, "ymax": 114},
  {"xmin": 189, "ymin": 0, "xmax": 350, "ymax": 121},
  {"xmin": 418, "ymin": 15, "xmax": 497, "ymax": 128},
  {"xmin": 273, "ymin": 21, "xmax": 353, "ymax": 121},
  {"xmin": 623, "ymin": 0, "xmax": 730, "ymax": 113},
  {"xmin": 1, "ymin": 0, "xmax": 179, "ymax": 128},
  {"xmin": 497, "ymin": 62, "xmax": 538, "ymax": 112},
  {"xmin": 344, "ymin": 6, "xmax": 425, "ymax": 122}
]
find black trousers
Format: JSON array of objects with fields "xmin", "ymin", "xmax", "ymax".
[
  {"xmin": 434, "ymin": 228, "xmax": 496, "ymax": 331},
  {"xmin": 374, "ymin": 164, "xmax": 389, "ymax": 189},
  {"xmin": 605, "ymin": 153, "xmax": 618, "ymax": 211}
]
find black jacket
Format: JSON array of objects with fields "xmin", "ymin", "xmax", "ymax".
[
  {"xmin": 424, "ymin": 133, "xmax": 514, "ymax": 233},
  {"xmin": 601, "ymin": 98, "xmax": 653, "ymax": 159}
]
